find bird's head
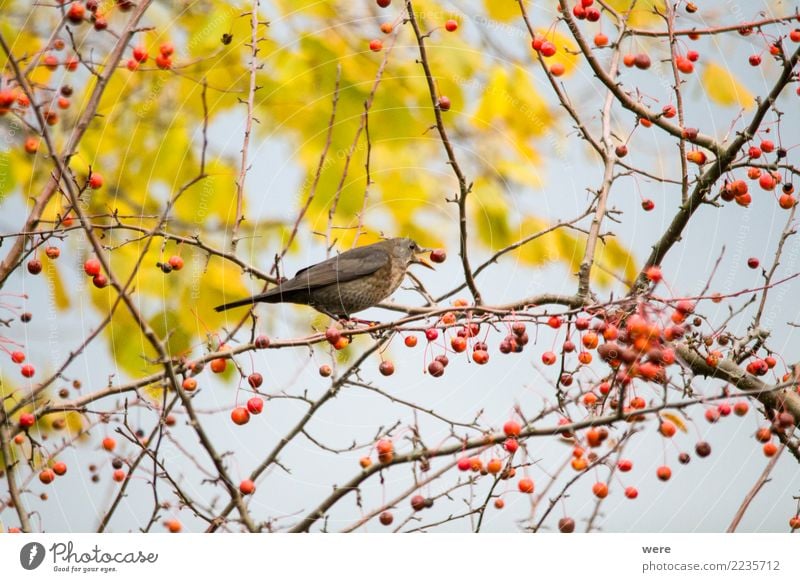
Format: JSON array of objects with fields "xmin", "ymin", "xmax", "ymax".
[{"xmin": 391, "ymin": 237, "xmax": 435, "ymax": 270}]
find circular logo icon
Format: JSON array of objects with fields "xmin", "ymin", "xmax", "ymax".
[{"xmin": 20, "ymin": 542, "xmax": 46, "ymax": 570}]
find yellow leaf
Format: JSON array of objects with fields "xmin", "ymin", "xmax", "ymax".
[
  {"xmin": 605, "ymin": 0, "xmax": 666, "ymax": 28},
  {"xmin": 42, "ymin": 255, "xmax": 70, "ymax": 310},
  {"xmin": 0, "ymin": 151, "xmax": 15, "ymax": 201},
  {"xmin": 701, "ymin": 63, "xmax": 755, "ymax": 109},
  {"xmin": 483, "ymin": 0, "xmax": 521, "ymax": 22},
  {"xmin": 595, "ymin": 237, "xmax": 638, "ymax": 286},
  {"xmin": 660, "ymin": 412, "xmax": 688, "ymax": 433},
  {"xmin": 472, "ymin": 179, "xmax": 513, "ymax": 248}
]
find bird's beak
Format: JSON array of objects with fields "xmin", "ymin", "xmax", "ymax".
[{"xmin": 412, "ymin": 250, "xmax": 435, "ymax": 270}]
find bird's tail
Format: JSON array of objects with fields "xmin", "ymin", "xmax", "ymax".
[{"xmin": 214, "ymin": 292, "xmax": 277, "ymax": 312}]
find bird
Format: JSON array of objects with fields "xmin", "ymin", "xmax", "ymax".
[{"xmin": 214, "ymin": 237, "xmax": 433, "ymax": 318}]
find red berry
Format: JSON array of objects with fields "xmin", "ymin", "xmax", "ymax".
[
  {"xmin": 92, "ymin": 274, "xmax": 108, "ymax": 288},
  {"xmin": 325, "ymin": 326, "xmax": 342, "ymax": 344},
  {"xmin": 425, "ymin": 328, "xmax": 439, "ymax": 341},
  {"xmin": 379, "ymin": 511, "xmax": 393, "ymax": 526},
  {"xmin": 84, "ymin": 257, "xmax": 102, "ymax": 276},
  {"xmin": 733, "ymin": 401, "xmax": 749, "ymax": 416},
  {"xmin": 676, "ymin": 57, "xmax": 694, "ymax": 73},
  {"xmin": 376, "ymin": 439, "xmax": 394, "ymax": 463},
  {"xmin": 540, "ymin": 41, "xmax": 556, "ymax": 57},
  {"xmin": 67, "ymin": 2, "xmax": 86, "ymax": 24},
  {"xmin": 102, "ymin": 437, "xmax": 116, "ymax": 451},
  {"xmin": 246, "ymin": 397, "xmax": 264, "ymax": 415},
  {"xmin": 319, "ymin": 364, "xmax": 332, "ymax": 377},
  {"xmin": 518, "ymin": 477, "xmax": 535, "ymax": 494},
  {"xmin": 758, "ymin": 173, "xmax": 776, "ymax": 191},
  {"xmin": 486, "ymin": 458, "xmax": 503, "ymax": 474},
  {"xmin": 763, "ymin": 442, "xmax": 778, "ymax": 457},
  {"xmin": 429, "ymin": 248, "xmax": 446, "ymax": 263},
  {"xmin": 209, "ymin": 357, "xmax": 227, "ymax": 374},
  {"xmin": 113, "ymin": 469, "xmax": 126, "ymax": 482},
  {"xmin": 542, "ymin": 351, "xmax": 557, "ymax": 365},
  {"xmin": 182, "ymin": 377, "xmax": 197, "ymax": 391},
  {"xmin": 378, "ymin": 360, "xmax": 395, "ymax": 376},
  {"xmin": 11, "ymin": 351, "xmax": 25, "ymax": 363},
  {"xmin": 500, "ymin": 437, "xmax": 518, "ymax": 454},
  {"xmin": 695, "ymin": 441, "xmax": 711, "ymax": 457},
  {"xmin": 457, "ymin": 456, "xmax": 471, "ymax": 471},
  {"xmin": 88, "ymin": 172, "xmax": 103, "ymax": 189},
  {"xmin": 747, "ymin": 257, "xmax": 760, "ymax": 269},
  {"xmin": 20, "ymin": 364, "xmax": 35, "ymax": 378},
  {"xmin": 427, "ymin": 360, "xmax": 445, "ymax": 377},
  {"xmin": 444, "ymin": 19, "xmax": 458, "ymax": 32},
  {"xmin": 132, "ymin": 46, "xmax": 148, "ymax": 63},
  {"xmin": 779, "ymin": 194, "xmax": 797, "ymax": 209},
  {"xmin": 231, "ymin": 407, "xmax": 250, "ymax": 425},
  {"xmin": 656, "ymin": 465, "xmax": 672, "ymax": 481},
  {"xmin": 155, "ymin": 55, "xmax": 172, "ymax": 69},
  {"xmin": 634, "ymin": 53, "xmax": 651, "ymax": 69},
  {"xmin": 617, "ymin": 459, "xmax": 633, "ymax": 472},
  {"xmin": 641, "ymin": 199, "xmax": 655, "ymax": 211},
  {"xmin": 503, "ymin": 420, "xmax": 521, "ymax": 437},
  {"xmin": 168, "ymin": 255, "xmax": 184, "ymax": 271},
  {"xmin": 748, "ymin": 54, "xmax": 761, "ymax": 66},
  {"xmin": 377, "ymin": 0, "xmax": 391, "ymax": 6},
  {"xmin": 558, "ymin": 517, "xmax": 575, "ymax": 533},
  {"xmin": 239, "ymin": 479, "xmax": 256, "ymax": 495},
  {"xmin": 594, "ymin": 32, "xmax": 608, "ymax": 47},
  {"xmin": 247, "ymin": 372, "xmax": 263, "ymax": 388},
  {"xmin": 27, "ymin": 259, "xmax": 42, "ymax": 275},
  {"xmin": 404, "ymin": 335, "xmax": 418, "ymax": 348},
  {"xmin": 659, "ymin": 420, "xmax": 677, "ymax": 438},
  {"xmin": 437, "ymin": 96, "xmax": 451, "ymax": 111},
  {"xmin": 52, "ymin": 461, "xmax": 67, "ymax": 476},
  {"xmin": 790, "ymin": 29, "xmax": 800, "ymax": 43},
  {"xmin": 592, "ymin": 482, "xmax": 608, "ymax": 498},
  {"xmin": 645, "ymin": 265, "xmax": 663, "ymax": 282},
  {"xmin": 39, "ymin": 469, "xmax": 56, "ymax": 484},
  {"xmin": 159, "ymin": 42, "xmax": 174, "ymax": 56},
  {"xmin": 368, "ymin": 39, "xmax": 383, "ymax": 52},
  {"xmin": 19, "ymin": 413, "xmax": 35, "ymax": 428},
  {"xmin": 450, "ymin": 336, "xmax": 467, "ymax": 353}
]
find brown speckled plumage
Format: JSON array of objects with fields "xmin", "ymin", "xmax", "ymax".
[{"xmin": 214, "ymin": 238, "xmax": 430, "ymax": 318}]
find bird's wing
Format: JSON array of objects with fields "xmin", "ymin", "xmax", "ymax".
[{"xmin": 278, "ymin": 246, "xmax": 390, "ymax": 292}]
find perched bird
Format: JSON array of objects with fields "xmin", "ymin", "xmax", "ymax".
[{"xmin": 214, "ymin": 237, "xmax": 433, "ymax": 318}]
